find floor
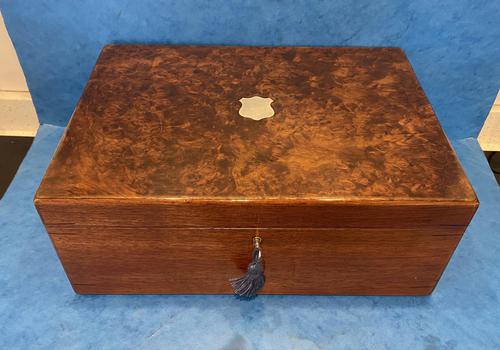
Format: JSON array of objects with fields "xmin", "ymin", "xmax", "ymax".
[
  {"xmin": 1, "ymin": 124, "xmax": 499, "ymax": 350},
  {"xmin": 485, "ymin": 151, "xmax": 500, "ymax": 185},
  {"xmin": 0, "ymin": 135, "xmax": 33, "ymax": 199}
]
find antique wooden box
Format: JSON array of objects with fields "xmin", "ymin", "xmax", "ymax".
[{"xmin": 34, "ymin": 45, "xmax": 478, "ymax": 295}]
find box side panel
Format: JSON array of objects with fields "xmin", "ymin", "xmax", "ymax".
[{"xmin": 35, "ymin": 200, "xmax": 476, "ymax": 295}]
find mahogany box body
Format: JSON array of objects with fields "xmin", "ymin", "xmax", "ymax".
[{"xmin": 35, "ymin": 45, "xmax": 478, "ymax": 295}]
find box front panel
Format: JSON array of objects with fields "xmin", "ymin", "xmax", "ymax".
[
  {"xmin": 36, "ymin": 199, "xmax": 476, "ymax": 295},
  {"xmin": 44, "ymin": 224, "xmax": 466, "ymax": 295}
]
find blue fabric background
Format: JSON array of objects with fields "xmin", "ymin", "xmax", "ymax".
[
  {"xmin": 1, "ymin": 3, "xmax": 500, "ymax": 347},
  {"xmin": 1, "ymin": 126, "xmax": 499, "ymax": 349},
  {"xmin": 1, "ymin": 1, "xmax": 499, "ymax": 137}
]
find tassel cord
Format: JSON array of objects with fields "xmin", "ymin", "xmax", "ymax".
[{"xmin": 230, "ymin": 240, "xmax": 265, "ymax": 297}]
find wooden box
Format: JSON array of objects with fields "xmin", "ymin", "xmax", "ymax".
[{"xmin": 34, "ymin": 45, "xmax": 478, "ymax": 295}]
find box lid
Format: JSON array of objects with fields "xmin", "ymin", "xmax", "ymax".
[{"xmin": 35, "ymin": 45, "xmax": 476, "ymax": 204}]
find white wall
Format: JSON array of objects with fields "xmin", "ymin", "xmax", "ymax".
[
  {"xmin": 478, "ymin": 90, "xmax": 500, "ymax": 152},
  {"xmin": 0, "ymin": 11, "xmax": 39, "ymax": 136}
]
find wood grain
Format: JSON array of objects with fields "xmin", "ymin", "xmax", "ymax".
[
  {"xmin": 35, "ymin": 45, "xmax": 476, "ymax": 202},
  {"xmin": 35, "ymin": 198, "xmax": 477, "ymax": 229},
  {"xmin": 34, "ymin": 45, "xmax": 478, "ymax": 295},
  {"xmin": 46, "ymin": 225, "xmax": 466, "ymax": 295},
  {"xmin": 35, "ymin": 197, "xmax": 476, "ymax": 294}
]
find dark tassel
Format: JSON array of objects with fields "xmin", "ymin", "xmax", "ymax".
[{"xmin": 230, "ymin": 237, "xmax": 265, "ymax": 297}]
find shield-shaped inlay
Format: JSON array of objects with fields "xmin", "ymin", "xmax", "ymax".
[{"xmin": 238, "ymin": 96, "xmax": 275, "ymax": 120}]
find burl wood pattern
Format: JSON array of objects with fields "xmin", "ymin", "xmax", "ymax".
[
  {"xmin": 34, "ymin": 45, "xmax": 478, "ymax": 295},
  {"xmin": 36, "ymin": 45, "xmax": 475, "ymax": 201}
]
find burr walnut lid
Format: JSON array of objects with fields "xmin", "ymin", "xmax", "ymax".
[{"xmin": 36, "ymin": 45, "xmax": 476, "ymax": 204}]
